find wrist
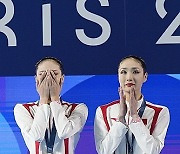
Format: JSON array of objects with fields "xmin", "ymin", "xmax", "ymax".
[
  {"xmin": 131, "ymin": 114, "xmax": 141, "ymax": 123},
  {"xmin": 130, "ymin": 110, "xmax": 138, "ymax": 117},
  {"xmin": 39, "ymin": 98, "xmax": 49, "ymax": 105},
  {"xmin": 116, "ymin": 116, "xmax": 126, "ymax": 125},
  {"xmin": 131, "ymin": 114, "xmax": 139, "ymax": 118},
  {"xmin": 51, "ymin": 96, "xmax": 60, "ymax": 102}
]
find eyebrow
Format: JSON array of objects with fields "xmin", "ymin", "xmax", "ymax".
[
  {"xmin": 38, "ymin": 71, "xmax": 46, "ymax": 73},
  {"xmin": 52, "ymin": 70, "xmax": 59, "ymax": 72},
  {"xmin": 38, "ymin": 69, "xmax": 59, "ymax": 72},
  {"xmin": 120, "ymin": 67, "xmax": 140, "ymax": 70}
]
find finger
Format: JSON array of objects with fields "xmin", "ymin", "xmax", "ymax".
[
  {"xmin": 131, "ymin": 86, "xmax": 136, "ymax": 100},
  {"xmin": 38, "ymin": 73, "xmax": 48, "ymax": 88},
  {"xmin": 39, "ymin": 72, "xmax": 47, "ymax": 85},
  {"xmin": 130, "ymin": 87, "xmax": 133, "ymax": 97},
  {"xmin": 41, "ymin": 73, "xmax": 48, "ymax": 87},
  {"xmin": 46, "ymin": 73, "xmax": 52, "ymax": 87},
  {"xmin": 41, "ymin": 72, "xmax": 46, "ymax": 82},
  {"xmin": 119, "ymin": 87, "xmax": 126, "ymax": 104},
  {"xmin": 50, "ymin": 75, "xmax": 56, "ymax": 87},
  {"xmin": 47, "ymin": 75, "xmax": 52, "ymax": 87},
  {"xmin": 133, "ymin": 86, "xmax": 136, "ymax": 100},
  {"xmin": 50, "ymin": 71, "xmax": 55, "ymax": 80},
  {"xmin": 44, "ymin": 75, "xmax": 50, "ymax": 98},
  {"xmin": 49, "ymin": 72, "xmax": 57, "ymax": 87},
  {"xmin": 50, "ymin": 71, "xmax": 58, "ymax": 84},
  {"xmin": 129, "ymin": 87, "xmax": 134, "ymax": 103},
  {"xmin": 118, "ymin": 86, "xmax": 123, "ymax": 96}
]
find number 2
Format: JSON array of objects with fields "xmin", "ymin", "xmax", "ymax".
[{"xmin": 156, "ymin": 0, "xmax": 180, "ymax": 44}]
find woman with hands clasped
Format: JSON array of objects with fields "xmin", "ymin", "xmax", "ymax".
[
  {"xmin": 94, "ymin": 55, "xmax": 170, "ymax": 154},
  {"xmin": 14, "ymin": 57, "xmax": 88, "ymax": 154}
]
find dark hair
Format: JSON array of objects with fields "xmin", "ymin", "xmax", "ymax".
[
  {"xmin": 35, "ymin": 57, "xmax": 64, "ymax": 75},
  {"xmin": 118, "ymin": 55, "xmax": 147, "ymax": 73}
]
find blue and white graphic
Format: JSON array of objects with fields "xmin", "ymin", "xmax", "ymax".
[{"xmin": 0, "ymin": 74, "xmax": 180, "ymax": 153}]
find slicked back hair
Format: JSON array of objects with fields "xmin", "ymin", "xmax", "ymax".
[
  {"xmin": 35, "ymin": 57, "xmax": 64, "ymax": 75},
  {"xmin": 118, "ymin": 55, "xmax": 147, "ymax": 74}
]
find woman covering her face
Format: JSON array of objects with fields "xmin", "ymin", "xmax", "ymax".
[
  {"xmin": 94, "ymin": 55, "xmax": 170, "ymax": 154},
  {"xmin": 14, "ymin": 57, "xmax": 88, "ymax": 154}
]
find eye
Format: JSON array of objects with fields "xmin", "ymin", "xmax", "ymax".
[
  {"xmin": 133, "ymin": 70, "xmax": 140, "ymax": 74},
  {"xmin": 120, "ymin": 70, "xmax": 127, "ymax": 74},
  {"xmin": 52, "ymin": 70, "xmax": 59, "ymax": 75},
  {"xmin": 38, "ymin": 71, "xmax": 46, "ymax": 76}
]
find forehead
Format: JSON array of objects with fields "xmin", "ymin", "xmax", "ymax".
[
  {"xmin": 37, "ymin": 60, "xmax": 60, "ymax": 71},
  {"xmin": 119, "ymin": 58, "xmax": 142, "ymax": 69}
]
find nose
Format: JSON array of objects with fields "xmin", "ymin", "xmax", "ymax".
[
  {"xmin": 46, "ymin": 70, "xmax": 51, "ymax": 76},
  {"xmin": 126, "ymin": 72, "xmax": 133, "ymax": 81}
]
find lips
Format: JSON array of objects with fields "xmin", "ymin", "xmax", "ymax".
[{"xmin": 125, "ymin": 83, "xmax": 135, "ymax": 87}]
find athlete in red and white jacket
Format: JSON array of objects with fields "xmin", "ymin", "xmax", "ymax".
[
  {"xmin": 14, "ymin": 100, "xmax": 88, "ymax": 154},
  {"xmin": 14, "ymin": 57, "xmax": 88, "ymax": 154},
  {"xmin": 94, "ymin": 98, "xmax": 169, "ymax": 154},
  {"xmin": 94, "ymin": 55, "xmax": 170, "ymax": 154}
]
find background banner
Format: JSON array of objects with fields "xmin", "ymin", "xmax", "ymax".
[{"xmin": 0, "ymin": 0, "xmax": 179, "ymax": 76}]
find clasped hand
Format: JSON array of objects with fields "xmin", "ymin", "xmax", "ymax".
[
  {"xmin": 118, "ymin": 86, "xmax": 139, "ymax": 121},
  {"xmin": 36, "ymin": 70, "xmax": 61, "ymax": 104}
]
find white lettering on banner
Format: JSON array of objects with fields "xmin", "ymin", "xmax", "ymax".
[
  {"xmin": 42, "ymin": 4, "xmax": 52, "ymax": 46},
  {"xmin": 156, "ymin": 0, "xmax": 167, "ymax": 18},
  {"xmin": 0, "ymin": 0, "xmax": 179, "ymax": 46},
  {"xmin": 0, "ymin": 0, "xmax": 17, "ymax": 46},
  {"xmin": 156, "ymin": 0, "xmax": 180, "ymax": 44},
  {"xmin": 76, "ymin": 0, "xmax": 111, "ymax": 46}
]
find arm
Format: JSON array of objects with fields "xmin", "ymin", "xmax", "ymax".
[
  {"xmin": 50, "ymin": 102, "xmax": 88, "ymax": 139},
  {"xmin": 129, "ymin": 107, "xmax": 170, "ymax": 154},
  {"xmin": 14, "ymin": 103, "xmax": 50, "ymax": 142},
  {"xmin": 94, "ymin": 107, "xmax": 128, "ymax": 154}
]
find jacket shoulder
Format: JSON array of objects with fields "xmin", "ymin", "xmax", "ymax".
[{"xmin": 100, "ymin": 100, "xmax": 119, "ymax": 109}]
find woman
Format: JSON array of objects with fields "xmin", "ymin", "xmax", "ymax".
[
  {"xmin": 14, "ymin": 57, "xmax": 88, "ymax": 154},
  {"xmin": 94, "ymin": 55, "xmax": 170, "ymax": 154}
]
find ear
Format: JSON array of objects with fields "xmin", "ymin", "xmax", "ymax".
[
  {"xmin": 61, "ymin": 75, "xmax": 65, "ymax": 84},
  {"xmin": 143, "ymin": 72, "xmax": 148, "ymax": 83},
  {"xmin": 118, "ymin": 70, "xmax": 121, "ymax": 83},
  {"xmin": 34, "ymin": 75, "xmax": 37, "ymax": 82},
  {"xmin": 34, "ymin": 75, "xmax": 39, "ymax": 87}
]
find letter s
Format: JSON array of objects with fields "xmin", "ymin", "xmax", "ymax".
[{"xmin": 76, "ymin": 0, "xmax": 111, "ymax": 46}]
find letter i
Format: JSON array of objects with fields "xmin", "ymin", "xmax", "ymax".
[{"xmin": 42, "ymin": 3, "xmax": 52, "ymax": 46}]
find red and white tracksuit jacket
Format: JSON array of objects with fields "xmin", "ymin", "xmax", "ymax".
[
  {"xmin": 94, "ymin": 97, "xmax": 170, "ymax": 154},
  {"xmin": 14, "ymin": 100, "xmax": 88, "ymax": 154}
]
